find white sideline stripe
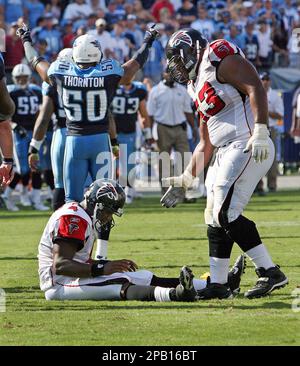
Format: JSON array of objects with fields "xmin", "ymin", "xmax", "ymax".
[{"xmin": 192, "ymin": 221, "xmax": 300, "ymax": 228}]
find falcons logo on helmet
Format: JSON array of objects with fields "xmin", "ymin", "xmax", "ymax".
[
  {"xmin": 170, "ymin": 31, "xmax": 192, "ymax": 47},
  {"xmin": 97, "ymin": 183, "xmax": 118, "ymax": 201}
]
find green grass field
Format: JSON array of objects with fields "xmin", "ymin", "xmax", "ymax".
[{"xmin": 0, "ymin": 191, "xmax": 300, "ymax": 346}]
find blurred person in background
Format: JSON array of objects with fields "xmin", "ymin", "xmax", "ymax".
[
  {"xmin": 225, "ymin": 24, "xmax": 245, "ymax": 49},
  {"xmin": 256, "ymin": 72, "xmax": 284, "ymax": 194},
  {"xmin": 3, "ymin": 22, "xmax": 24, "ymax": 84},
  {"xmin": 143, "ymin": 28, "xmax": 165, "ymax": 84},
  {"xmin": 133, "ymin": 0, "xmax": 156, "ymax": 23},
  {"xmin": 45, "ymin": 0, "xmax": 62, "ymax": 20},
  {"xmin": 24, "ymin": 0, "xmax": 45, "ymax": 29},
  {"xmin": 88, "ymin": 18, "xmax": 116, "ymax": 59},
  {"xmin": 0, "ymin": 0, "xmax": 24, "ymax": 25},
  {"xmin": 147, "ymin": 71, "xmax": 195, "ymax": 195},
  {"xmin": 241, "ymin": 20, "xmax": 260, "ymax": 69},
  {"xmin": 272, "ymin": 20, "xmax": 289, "ymax": 67},
  {"xmin": 257, "ymin": 19, "xmax": 273, "ymax": 72},
  {"xmin": 151, "ymin": 0, "xmax": 175, "ymax": 22},
  {"xmin": 37, "ymin": 14, "xmax": 62, "ymax": 60},
  {"xmin": 111, "ymin": 21, "xmax": 130, "ymax": 64},
  {"xmin": 191, "ymin": 6, "xmax": 215, "ymax": 42},
  {"xmin": 62, "ymin": 21, "xmax": 75, "ymax": 49},
  {"xmin": 176, "ymin": 0, "xmax": 197, "ymax": 28}
]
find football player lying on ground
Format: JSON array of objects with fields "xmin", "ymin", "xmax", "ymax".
[
  {"xmin": 38, "ymin": 178, "xmax": 245, "ymax": 301},
  {"xmin": 161, "ymin": 29, "xmax": 288, "ymax": 300}
]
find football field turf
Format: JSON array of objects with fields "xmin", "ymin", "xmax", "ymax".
[{"xmin": 0, "ymin": 191, "xmax": 299, "ymax": 346}]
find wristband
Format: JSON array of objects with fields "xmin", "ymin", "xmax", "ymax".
[
  {"xmin": 142, "ymin": 127, "xmax": 152, "ymax": 140},
  {"xmin": 2, "ymin": 158, "xmax": 13, "ymax": 164},
  {"xmin": 110, "ymin": 138, "xmax": 119, "ymax": 146},
  {"xmin": 28, "ymin": 145, "xmax": 38, "ymax": 155},
  {"xmin": 91, "ymin": 262, "xmax": 105, "ymax": 277},
  {"xmin": 30, "ymin": 138, "xmax": 44, "ymax": 151}
]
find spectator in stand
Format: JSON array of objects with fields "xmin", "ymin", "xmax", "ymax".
[
  {"xmin": 257, "ymin": 0, "xmax": 281, "ymax": 25},
  {"xmin": 257, "ymin": 19, "xmax": 273, "ymax": 72},
  {"xmin": 63, "ymin": 0, "xmax": 93, "ymax": 30},
  {"xmin": 86, "ymin": 14, "xmax": 97, "ymax": 31},
  {"xmin": 225, "ymin": 24, "xmax": 245, "ymax": 49},
  {"xmin": 143, "ymin": 35, "xmax": 165, "ymax": 84},
  {"xmin": 37, "ymin": 14, "xmax": 62, "ymax": 59},
  {"xmin": 24, "ymin": 0, "xmax": 45, "ymax": 29},
  {"xmin": 89, "ymin": 0, "xmax": 108, "ymax": 13},
  {"xmin": 110, "ymin": 21, "xmax": 130, "ymax": 64},
  {"xmin": 88, "ymin": 18, "xmax": 116, "ymax": 59},
  {"xmin": 62, "ymin": 21, "xmax": 75, "ymax": 48},
  {"xmin": 45, "ymin": 0, "xmax": 62, "ymax": 20},
  {"xmin": 133, "ymin": 0, "xmax": 156, "ymax": 23},
  {"xmin": 176, "ymin": 0, "xmax": 197, "ymax": 28},
  {"xmin": 3, "ymin": 23, "xmax": 24, "ymax": 83},
  {"xmin": 0, "ymin": 0, "xmax": 24, "ymax": 24},
  {"xmin": 241, "ymin": 20, "xmax": 260, "ymax": 69},
  {"xmin": 272, "ymin": 20, "xmax": 289, "ymax": 67},
  {"xmin": 76, "ymin": 25, "xmax": 87, "ymax": 37},
  {"xmin": 191, "ymin": 6, "xmax": 215, "ymax": 41},
  {"xmin": 105, "ymin": 0, "xmax": 125, "ymax": 28},
  {"xmin": 284, "ymin": 0, "xmax": 300, "ymax": 30},
  {"xmin": 142, "ymin": 0, "xmax": 156, "ymax": 10},
  {"xmin": 151, "ymin": 0, "xmax": 175, "ymax": 22},
  {"xmin": 288, "ymin": 25, "xmax": 300, "ymax": 68},
  {"xmin": 215, "ymin": 10, "xmax": 232, "ymax": 37},
  {"xmin": 125, "ymin": 14, "xmax": 144, "ymax": 48}
]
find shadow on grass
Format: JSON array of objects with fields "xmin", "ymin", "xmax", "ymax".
[{"xmin": 0, "ymin": 257, "xmax": 37, "ymax": 261}]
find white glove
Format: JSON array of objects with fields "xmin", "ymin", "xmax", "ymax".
[
  {"xmin": 243, "ymin": 124, "xmax": 270, "ymax": 163},
  {"xmin": 160, "ymin": 170, "xmax": 195, "ymax": 208}
]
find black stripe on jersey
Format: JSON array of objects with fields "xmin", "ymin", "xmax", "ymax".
[{"xmin": 85, "ymin": 278, "xmax": 129, "ymax": 286}]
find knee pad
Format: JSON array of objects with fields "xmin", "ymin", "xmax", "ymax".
[
  {"xmin": 207, "ymin": 225, "xmax": 234, "ymax": 259},
  {"xmin": 225, "ymin": 215, "xmax": 261, "ymax": 251}
]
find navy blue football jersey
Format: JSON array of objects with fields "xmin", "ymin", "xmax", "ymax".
[
  {"xmin": 7, "ymin": 84, "xmax": 42, "ymax": 130},
  {"xmin": 111, "ymin": 81, "xmax": 147, "ymax": 134},
  {"xmin": 47, "ymin": 58, "xmax": 124, "ymax": 136},
  {"xmin": 0, "ymin": 53, "xmax": 5, "ymax": 80},
  {"xmin": 42, "ymin": 81, "xmax": 66, "ymax": 130}
]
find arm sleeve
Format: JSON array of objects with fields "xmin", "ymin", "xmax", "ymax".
[{"xmin": 53, "ymin": 215, "xmax": 88, "ymax": 250}]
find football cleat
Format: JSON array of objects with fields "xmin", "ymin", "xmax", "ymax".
[
  {"xmin": 244, "ymin": 265, "xmax": 288, "ymax": 299},
  {"xmin": 196, "ymin": 282, "xmax": 233, "ymax": 300},
  {"xmin": 175, "ymin": 266, "xmax": 197, "ymax": 302},
  {"xmin": 227, "ymin": 254, "xmax": 246, "ymax": 295}
]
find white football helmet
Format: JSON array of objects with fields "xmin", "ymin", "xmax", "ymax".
[
  {"xmin": 12, "ymin": 64, "xmax": 32, "ymax": 88},
  {"xmin": 72, "ymin": 35, "xmax": 103, "ymax": 65},
  {"xmin": 57, "ymin": 48, "xmax": 73, "ymax": 62}
]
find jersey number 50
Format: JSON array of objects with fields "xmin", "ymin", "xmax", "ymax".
[{"xmin": 62, "ymin": 89, "xmax": 107, "ymax": 122}]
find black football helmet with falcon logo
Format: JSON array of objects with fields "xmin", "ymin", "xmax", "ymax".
[
  {"xmin": 166, "ymin": 28, "xmax": 208, "ymax": 84},
  {"xmin": 84, "ymin": 179, "xmax": 126, "ymax": 232}
]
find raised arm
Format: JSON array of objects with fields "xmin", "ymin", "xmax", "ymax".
[
  {"xmin": 120, "ymin": 26, "xmax": 160, "ymax": 85},
  {"xmin": 16, "ymin": 24, "xmax": 51, "ymax": 84}
]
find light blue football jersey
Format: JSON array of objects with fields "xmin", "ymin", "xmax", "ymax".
[{"xmin": 47, "ymin": 59, "xmax": 124, "ymax": 135}]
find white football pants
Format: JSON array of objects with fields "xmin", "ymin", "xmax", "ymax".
[
  {"xmin": 45, "ymin": 270, "xmax": 154, "ymax": 300},
  {"xmin": 204, "ymin": 137, "xmax": 275, "ymax": 227}
]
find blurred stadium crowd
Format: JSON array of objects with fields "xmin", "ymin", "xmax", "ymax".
[{"xmin": 2, "ymin": 0, "xmax": 300, "ymax": 84}]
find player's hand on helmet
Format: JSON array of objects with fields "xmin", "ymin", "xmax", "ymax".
[
  {"xmin": 103, "ymin": 259, "xmax": 138, "ymax": 275},
  {"xmin": 160, "ymin": 171, "xmax": 194, "ymax": 208},
  {"xmin": 0, "ymin": 161, "xmax": 14, "ymax": 187},
  {"xmin": 16, "ymin": 23, "xmax": 32, "ymax": 44},
  {"xmin": 143, "ymin": 24, "xmax": 160, "ymax": 46},
  {"xmin": 243, "ymin": 123, "xmax": 270, "ymax": 163}
]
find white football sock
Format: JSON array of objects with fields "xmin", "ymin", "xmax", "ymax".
[
  {"xmin": 193, "ymin": 278, "xmax": 207, "ymax": 291},
  {"xmin": 154, "ymin": 287, "xmax": 172, "ymax": 302},
  {"xmin": 209, "ymin": 257, "xmax": 230, "ymax": 284},
  {"xmin": 246, "ymin": 244, "xmax": 275, "ymax": 270},
  {"xmin": 3, "ymin": 186, "xmax": 13, "ymax": 198},
  {"xmin": 95, "ymin": 239, "xmax": 108, "ymax": 259}
]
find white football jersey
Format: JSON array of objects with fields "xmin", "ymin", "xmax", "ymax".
[
  {"xmin": 38, "ymin": 202, "xmax": 94, "ymax": 291},
  {"xmin": 187, "ymin": 39, "xmax": 254, "ymax": 147}
]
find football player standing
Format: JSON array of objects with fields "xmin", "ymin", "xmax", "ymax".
[
  {"xmin": 161, "ymin": 29, "xmax": 288, "ymax": 299},
  {"xmin": 0, "ymin": 53, "xmax": 15, "ymax": 187},
  {"xmin": 17, "ymin": 24, "xmax": 159, "ymax": 260},
  {"xmin": 111, "ymin": 80, "xmax": 152, "ymax": 203}
]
